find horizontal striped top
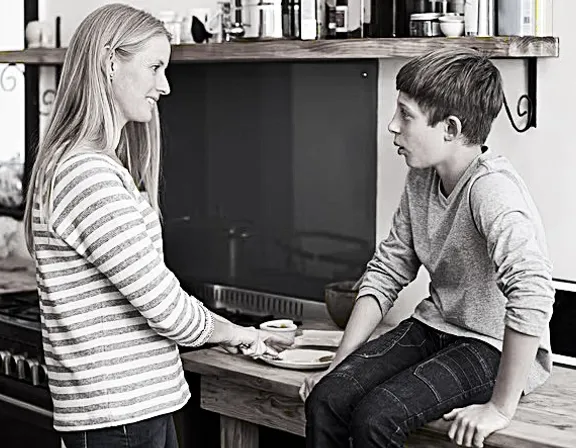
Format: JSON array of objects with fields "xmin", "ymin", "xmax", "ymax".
[{"xmin": 32, "ymin": 152, "xmax": 214, "ymax": 432}]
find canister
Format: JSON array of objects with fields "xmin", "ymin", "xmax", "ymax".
[{"xmin": 409, "ymin": 13, "xmax": 442, "ymax": 37}]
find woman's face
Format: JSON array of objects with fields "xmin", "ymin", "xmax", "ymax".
[{"xmin": 111, "ymin": 35, "xmax": 171, "ymax": 126}]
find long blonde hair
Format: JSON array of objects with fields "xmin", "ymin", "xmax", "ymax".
[{"xmin": 24, "ymin": 4, "xmax": 170, "ymax": 254}]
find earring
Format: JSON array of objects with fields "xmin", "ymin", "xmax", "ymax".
[{"xmin": 109, "ymin": 72, "xmax": 114, "ymax": 82}]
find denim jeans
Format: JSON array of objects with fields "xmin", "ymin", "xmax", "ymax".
[
  {"xmin": 60, "ymin": 413, "xmax": 178, "ymax": 448},
  {"xmin": 305, "ymin": 318, "xmax": 501, "ymax": 448}
]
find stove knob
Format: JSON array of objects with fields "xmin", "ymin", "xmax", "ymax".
[
  {"xmin": 26, "ymin": 358, "xmax": 41, "ymax": 386},
  {"xmin": 0, "ymin": 350, "xmax": 13, "ymax": 376},
  {"xmin": 1, "ymin": 351, "xmax": 14, "ymax": 376},
  {"xmin": 12, "ymin": 354, "xmax": 27, "ymax": 380}
]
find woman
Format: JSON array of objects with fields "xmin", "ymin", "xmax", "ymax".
[{"xmin": 23, "ymin": 4, "xmax": 291, "ymax": 447}]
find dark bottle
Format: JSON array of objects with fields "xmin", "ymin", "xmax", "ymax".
[
  {"xmin": 396, "ymin": 0, "xmax": 428, "ymax": 37},
  {"xmin": 369, "ymin": 0, "xmax": 394, "ymax": 37},
  {"xmin": 326, "ymin": 3, "xmax": 338, "ymax": 39}
]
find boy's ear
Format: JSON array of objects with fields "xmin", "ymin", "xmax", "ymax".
[{"xmin": 444, "ymin": 116, "xmax": 463, "ymax": 142}]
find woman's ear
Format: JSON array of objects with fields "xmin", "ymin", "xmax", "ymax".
[
  {"xmin": 103, "ymin": 45, "xmax": 116, "ymax": 81},
  {"xmin": 444, "ymin": 115, "xmax": 463, "ymax": 142}
]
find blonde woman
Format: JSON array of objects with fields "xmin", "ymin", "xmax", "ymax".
[{"xmin": 23, "ymin": 4, "xmax": 292, "ymax": 447}]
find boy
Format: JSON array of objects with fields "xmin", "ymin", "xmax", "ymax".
[{"xmin": 300, "ymin": 48, "xmax": 554, "ymax": 448}]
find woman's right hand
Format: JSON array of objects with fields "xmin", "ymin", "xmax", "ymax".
[{"xmin": 219, "ymin": 324, "xmax": 294, "ymax": 358}]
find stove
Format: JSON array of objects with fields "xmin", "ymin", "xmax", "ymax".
[{"xmin": 0, "ymin": 290, "xmax": 40, "ymax": 329}]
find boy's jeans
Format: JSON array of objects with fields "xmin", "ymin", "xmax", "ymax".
[{"xmin": 305, "ymin": 318, "xmax": 501, "ymax": 448}]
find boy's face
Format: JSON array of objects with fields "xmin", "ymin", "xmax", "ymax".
[{"xmin": 388, "ymin": 92, "xmax": 450, "ymax": 169}]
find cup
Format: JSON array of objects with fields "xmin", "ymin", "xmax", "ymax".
[{"xmin": 259, "ymin": 319, "xmax": 298, "ymax": 344}]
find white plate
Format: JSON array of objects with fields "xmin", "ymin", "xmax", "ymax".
[{"xmin": 261, "ymin": 348, "xmax": 335, "ymax": 370}]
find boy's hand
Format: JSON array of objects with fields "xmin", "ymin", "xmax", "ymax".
[
  {"xmin": 299, "ymin": 368, "xmax": 333, "ymax": 402},
  {"xmin": 443, "ymin": 402, "xmax": 511, "ymax": 447}
]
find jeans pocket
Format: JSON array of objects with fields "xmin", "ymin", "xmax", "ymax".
[
  {"xmin": 353, "ymin": 320, "xmax": 415, "ymax": 359},
  {"xmin": 414, "ymin": 343, "xmax": 495, "ymax": 404}
]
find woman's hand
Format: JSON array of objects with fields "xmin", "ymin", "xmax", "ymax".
[
  {"xmin": 220, "ymin": 325, "xmax": 294, "ymax": 358},
  {"xmin": 443, "ymin": 402, "xmax": 512, "ymax": 447}
]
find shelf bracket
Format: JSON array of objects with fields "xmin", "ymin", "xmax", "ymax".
[
  {"xmin": 503, "ymin": 57, "xmax": 537, "ymax": 133},
  {"xmin": 0, "ymin": 62, "xmax": 24, "ymax": 92}
]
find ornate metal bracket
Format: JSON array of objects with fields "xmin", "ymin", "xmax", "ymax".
[
  {"xmin": 40, "ymin": 88, "xmax": 56, "ymax": 116},
  {"xmin": 503, "ymin": 57, "xmax": 537, "ymax": 133},
  {"xmin": 0, "ymin": 63, "xmax": 24, "ymax": 92}
]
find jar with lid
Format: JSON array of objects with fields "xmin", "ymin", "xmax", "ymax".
[
  {"xmin": 409, "ymin": 12, "xmax": 442, "ymax": 36},
  {"xmin": 370, "ymin": 0, "xmax": 428, "ymax": 37}
]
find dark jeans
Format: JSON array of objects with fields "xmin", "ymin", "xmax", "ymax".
[
  {"xmin": 305, "ymin": 318, "xmax": 501, "ymax": 448},
  {"xmin": 60, "ymin": 413, "xmax": 178, "ymax": 448}
]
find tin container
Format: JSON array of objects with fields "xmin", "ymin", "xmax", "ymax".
[{"xmin": 409, "ymin": 12, "xmax": 442, "ymax": 37}]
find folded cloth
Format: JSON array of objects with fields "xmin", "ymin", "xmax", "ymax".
[{"xmin": 239, "ymin": 330, "xmax": 281, "ymax": 360}]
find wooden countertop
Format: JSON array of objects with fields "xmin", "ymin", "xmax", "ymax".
[
  {"xmin": 181, "ymin": 323, "xmax": 576, "ymax": 448},
  {"xmin": 0, "ymin": 37, "xmax": 560, "ymax": 65}
]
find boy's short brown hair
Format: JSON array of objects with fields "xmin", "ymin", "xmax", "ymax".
[{"xmin": 396, "ymin": 48, "xmax": 503, "ymax": 145}]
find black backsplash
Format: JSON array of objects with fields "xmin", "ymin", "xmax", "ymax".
[
  {"xmin": 550, "ymin": 288, "xmax": 576, "ymax": 358},
  {"xmin": 158, "ymin": 61, "xmax": 378, "ymax": 301}
]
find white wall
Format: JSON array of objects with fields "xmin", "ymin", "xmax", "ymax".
[
  {"xmin": 377, "ymin": 1, "xmax": 575, "ymax": 323},
  {"xmin": 0, "ymin": 2, "xmax": 25, "ymax": 162}
]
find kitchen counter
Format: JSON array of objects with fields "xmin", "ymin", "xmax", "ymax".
[{"xmin": 181, "ymin": 320, "xmax": 576, "ymax": 448}]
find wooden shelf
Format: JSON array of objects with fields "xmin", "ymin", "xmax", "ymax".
[{"xmin": 0, "ymin": 37, "xmax": 559, "ymax": 64}]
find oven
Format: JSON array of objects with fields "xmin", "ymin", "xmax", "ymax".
[{"xmin": 0, "ymin": 290, "xmax": 61, "ymax": 448}]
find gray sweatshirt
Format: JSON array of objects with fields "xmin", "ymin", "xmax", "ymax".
[{"xmin": 358, "ymin": 149, "xmax": 554, "ymax": 394}]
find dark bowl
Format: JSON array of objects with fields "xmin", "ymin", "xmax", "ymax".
[{"xmin": 324, "ymin": 280, "xmax": 357, "ymax": 329}]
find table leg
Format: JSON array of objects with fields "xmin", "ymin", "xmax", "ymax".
[{"xmin": 220, "ymin": 415, "xmax": 259, "ymax": 448}]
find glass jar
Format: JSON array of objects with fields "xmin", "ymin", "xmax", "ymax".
[{"xmin": 409, "ymin": 12, "xmax": 442, "ymax": 36}]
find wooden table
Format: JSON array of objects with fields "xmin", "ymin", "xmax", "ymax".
[{"xmin": 181, "ymin": 345, "xmax": 576, "ymax": 448}]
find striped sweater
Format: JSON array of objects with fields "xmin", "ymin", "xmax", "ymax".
[{"xmin": 31, "ymin": 152, "xmax": 214, "ymax": 431}]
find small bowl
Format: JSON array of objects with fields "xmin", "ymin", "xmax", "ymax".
[
  {"xmin": 324, "ymin": 281, "xmax": 357, "ymax": 329},
  {"xmin": 438, "ymin": 14, "xmax": 464, "ymax": 22},
  {"xmin": 440, "ymin": 20, "xmax": 464, "ymax": 37},
  {"xmin": 260, "ymin": 319, "xmax": 298, "ymax": 341}
]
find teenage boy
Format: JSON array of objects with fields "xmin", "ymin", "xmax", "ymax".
[{"xmin": 300, "ymin": 48, "xmax": 554, "ymax": 448}]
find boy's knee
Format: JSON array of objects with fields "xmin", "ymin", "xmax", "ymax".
[{"xmin": 305, "ymin": 373, "xmax": 358, "ymax": 423}]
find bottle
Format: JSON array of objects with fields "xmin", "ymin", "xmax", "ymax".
[
  {"xmin": 335, "ymin": 0, "xmax": 349, "ymax": 38},
  {"xmin": 464, "ymin": 0, "xmax": 478, "ymax": 36},
  {"xmin": 535, "ymin": 0, "xmax": 553, "ymax": 36},
  {"xmin": 369, "ymin": 0, "xmax": 394, "ymax": 37},
  {"xmin": 402, "ymin": 0, "xmax": 428, "ymax": 37},
  {"xmin": 497, "ymin": 0, "xmax": 535, "ymax": 36},
  {"xmin": 477, "ymin": 0, "xmax": 495, "ymax": 36}
]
